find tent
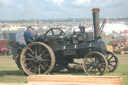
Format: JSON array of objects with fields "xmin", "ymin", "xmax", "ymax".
[
  {"xmin": 85, "ymin": 23, "xmax": 128, "ymax": 35},
  {"xmin": 104, "ymin": 23, "xmax": 128, "ymax": 35}
]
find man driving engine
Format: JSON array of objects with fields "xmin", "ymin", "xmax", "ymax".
[{"xmin": 24, "ymin": 26, "xmax": 33, "ymax": 45}]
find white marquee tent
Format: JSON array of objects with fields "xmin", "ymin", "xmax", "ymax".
[
  {"xmin": 85, "ymin": 23, "xmax": 128, "ymax": 35},
  {"xmin": 104, "ymin": 23, "xmax": 128, "ymax": 35}
]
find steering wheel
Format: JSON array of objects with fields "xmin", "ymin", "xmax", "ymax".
[{"xmin": 44, "ymin": 28, "xmax": 65, "ymax": 36}]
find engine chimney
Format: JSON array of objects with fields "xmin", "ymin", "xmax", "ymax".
[{"xmin": 92, "ymin": 8, "xmax": 100, "ymax": 39}]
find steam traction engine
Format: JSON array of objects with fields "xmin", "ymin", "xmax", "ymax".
[{"xmin": 14, "ymin": 8, "xmax": 119, "ymax": 76}]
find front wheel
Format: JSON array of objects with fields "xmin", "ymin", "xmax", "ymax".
[
  {"xmin": 106, "ymin": 51, "xmax": 119, "ymax": 72},
  {"xmin": 83, "ymin": 51, "xmax": 108, "ymax": 76}
]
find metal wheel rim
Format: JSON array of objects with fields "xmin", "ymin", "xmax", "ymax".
[
  {"xmin": 83, "ymin": 51, "xmax": 108, "ymax": 76},
  {"xmin": 20, "ymin": 42, "xmax": 55, "ymax": 75},
  {"xmin": 106, "ymin": 51, "xmax": 119, "ymax": 72}
]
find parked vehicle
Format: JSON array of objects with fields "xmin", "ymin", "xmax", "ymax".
[{"xmin": 0, "ymin": 40, "xmax": 8, "ymax": 54}]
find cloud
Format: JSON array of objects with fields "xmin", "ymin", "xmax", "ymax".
[
  {"xmin": 0, "ymin": 0, "xmax": 12, "ymax": 6},
  {"xmin": 0, "ymin": 0, "xmax": 128, "ymax": 20},
  {"xmin": 52, "ymin": 0, "xmax": 65, "ymax": 5},
  {"xmin": 46, "ymin": 0, "xmax": 50, "ymax": 1},
  {"xmin": 74, "ymin": 0, "xmax": 92, "ymax": 6}
]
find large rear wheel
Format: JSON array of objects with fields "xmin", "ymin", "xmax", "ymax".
[
  {"xmin": 83, "ymin": 52, "xmax": 108, "ymax": 76},
  {"xmin": 20, "ymin": 42, "xmax": 55, "ymax": 75}
]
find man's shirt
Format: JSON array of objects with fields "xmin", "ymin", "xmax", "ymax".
[{"xmin": 24, "ymin": 30, "xmax": 33, "ymax": 44}]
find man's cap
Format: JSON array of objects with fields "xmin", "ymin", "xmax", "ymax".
[{"xmin": 27, "ymin": 26, "xmax": 33, "ymax": 30}]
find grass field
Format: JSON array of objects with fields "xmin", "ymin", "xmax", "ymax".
[{"xmin": 0, "ymin": 54, "xmax": 128, "ymax": 84}]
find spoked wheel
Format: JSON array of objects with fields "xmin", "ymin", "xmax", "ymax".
[
  {"xmin": 83, "ymin": 51, "xmax": 108, "ymax": 76},
  {"xmin": 20, "ymin": 42, "xmax": 55, "ymax": 75},
  {"xmin": 106, "ymin": 51, "xmax": 119, "ymax": 72}
]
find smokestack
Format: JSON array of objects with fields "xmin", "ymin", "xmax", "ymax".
[{"xmin": 92, "ymin": 8, "xmax": 100, "ymax": 39}]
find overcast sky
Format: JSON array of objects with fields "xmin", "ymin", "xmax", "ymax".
[{"xmin": 0, "ymin": 0, "xmax": 127, "ymax": 20}]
